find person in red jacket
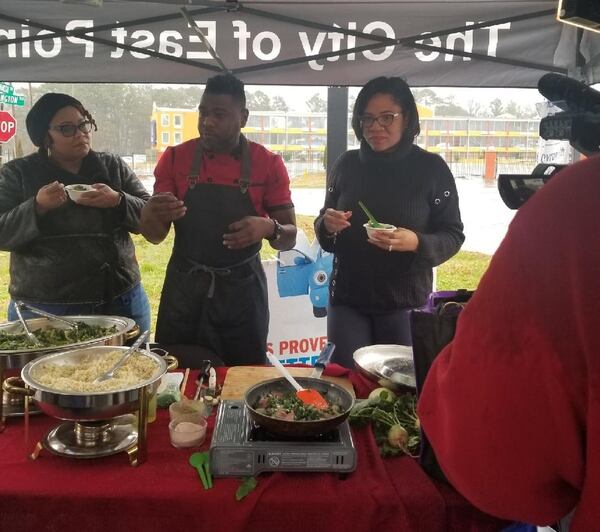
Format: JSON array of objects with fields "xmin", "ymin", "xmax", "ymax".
[{"xmin": 418, "ymin": 155, "xmax": 600, "ymax": 531}]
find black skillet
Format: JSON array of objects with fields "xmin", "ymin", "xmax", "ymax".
[{"xmin": 244, "ymin": 376, "xmax": 354, "ymax": 438}]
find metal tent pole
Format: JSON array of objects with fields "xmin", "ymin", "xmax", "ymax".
[{"xmin": 326, "ymin": 87, "xmax": 348, "ymax": 177}]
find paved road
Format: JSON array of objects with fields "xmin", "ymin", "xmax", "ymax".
[{"xmin": 290, "ymin": 179, "xmax": 515, "ymax": 256}]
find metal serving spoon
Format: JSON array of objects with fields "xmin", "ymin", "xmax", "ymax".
[
  {"xmin": 266, "ymin": 353, "xmax": 329, "ymax": 409},
  {"xmin": 94, "ymin": 330, "xmax": 149, "ymax": 383}
]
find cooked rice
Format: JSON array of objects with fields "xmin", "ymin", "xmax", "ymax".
[{"xmin": 32, "ymin": 351, "xmax": 159, "ymax": 393}]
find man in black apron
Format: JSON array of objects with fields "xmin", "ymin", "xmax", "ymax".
[{"xmin": 140, "ymin": 74, "xmax": 296, "ymax": 366}]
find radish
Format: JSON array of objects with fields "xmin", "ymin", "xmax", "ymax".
[
  {"xmin": 368, "ymin": 387, "xmax": 396, "ymax": 402},
  {"xmin": 387, "ymin": 424, "xmax": 409, "ymax": 449}
]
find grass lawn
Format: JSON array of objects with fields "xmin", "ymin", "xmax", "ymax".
[
  {"xmin": 289, "ymin": 172, "xmax": 326, "ymax": 188},
  {"xmin": 0, "ymin": 215, "xmax": 491, "ymax": 331}
]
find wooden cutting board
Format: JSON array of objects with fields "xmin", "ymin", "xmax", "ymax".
[{"xmin": 221, "ymin": 366, "xmax": 355, "ymax": 400}]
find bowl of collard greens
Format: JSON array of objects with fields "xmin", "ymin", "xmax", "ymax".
[{"xmin": 0, "ymin": 315, "xmax": 138, "ymax": 369}]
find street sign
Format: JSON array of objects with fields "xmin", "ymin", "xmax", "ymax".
[
  {"xmin": 0, "ymin": 110, "xmax": 17, "ymax": 143},
  {"xmin": 0, "ymin": 93, "xmax": 25, "ymax": 106},
  {"xmin": 0, "ymin": 83, "xmax": 14, "ymax": 96}
]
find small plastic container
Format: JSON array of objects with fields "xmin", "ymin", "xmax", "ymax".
[
  {"xmin": 169, "ymin": 399, "xmax": 208, "ymax": 422},
  {"xmin": 65, "ymin": 184, "xmax": 94, "ymax": 202},
  {"xmin": 169, "ymin": 417, "xmax": 207, "ymax": 448},
  {"xmin": 363, "ymin": 222, "xmax": 396, "ymax": 239}
]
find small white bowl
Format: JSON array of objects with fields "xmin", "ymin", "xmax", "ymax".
[
  {"xmin": 363, "ymin": 222, "xmax": 396, "ymax": 239},
  {"xmin": 65, "ymin": 184, "xmax": 94, "ymax": 202}
]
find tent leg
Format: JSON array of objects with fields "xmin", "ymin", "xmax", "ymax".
[{"xmin": 326, "ymin": 87, "xmax": 349, "ymax": 177}]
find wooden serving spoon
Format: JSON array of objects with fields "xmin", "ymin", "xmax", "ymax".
[{"xmin": 266, "ymin": 353, "xmax": 329, "ymax": 409}]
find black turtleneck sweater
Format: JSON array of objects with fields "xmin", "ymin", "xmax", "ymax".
[{"xmin": 314, "ymin": 140, "xmax": 465, "ymax": 313}]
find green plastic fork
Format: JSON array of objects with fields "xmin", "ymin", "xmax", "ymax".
[{"xmin": 358, "ymin": 201, "xmax": 382, "ymax": 228}]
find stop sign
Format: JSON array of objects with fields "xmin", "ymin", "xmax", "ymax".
[{"xmin": 0, "ymin": 110, "xmax": 17, "ymax": 143}]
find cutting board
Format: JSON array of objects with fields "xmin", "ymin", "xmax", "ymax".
[{"xmin": 221, "ymin": 366, "xmax": 355, "ymax": 400}]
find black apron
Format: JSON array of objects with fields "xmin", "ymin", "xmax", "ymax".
[{"xmin": 155, "ymin": 136, "xmax": 268, "ymax": 365}]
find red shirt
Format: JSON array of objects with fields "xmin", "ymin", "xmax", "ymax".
[
  {"xmin": 418, "ymin": 156, "xmax": 600, "ymax": 531},
  {"xmin": 153, "ymin": 138, "xmax": 293, "ymax": 217}
]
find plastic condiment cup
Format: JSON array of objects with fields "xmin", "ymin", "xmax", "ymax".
[
  {"xmin": 169, "ymin": 399, "xmax": 207, "ymax": 422},
  {"xmin": 168, "ymin": 417, "xmax": 207, "ymax": 448},
  {"xmin": 363, "ymin": 222, "xmax": 396, "ymax": 239}
]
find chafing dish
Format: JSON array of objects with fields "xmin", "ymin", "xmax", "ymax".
[
  {"xmin": 9, "ymin": 345, "xmax": 176, "ymax": 421},
  {"xmin": 353, "ymin": 344, "xmax": 416, "ymax": 391},
  {"xmin": 0, "ymin": 315, "xmax": 139, "ymax": 370},
  {"xmin": 1, "ymin": 316, "xmax": 139, "ymax": 427},
  {"xmin": 3, "ymin": 346, "xmax": 177, "ymax": 464}
]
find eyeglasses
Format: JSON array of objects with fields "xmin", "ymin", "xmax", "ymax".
[
  {"xmin": 49, "ymin": 120, "xmax": 94, "ymax": 137},
  {"xmin": 359, "ymin": 112, "xmax": 401, "ymax": 128}
]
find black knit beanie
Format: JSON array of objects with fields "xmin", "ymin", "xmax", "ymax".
[{"xmin": 26, "ymin": 93, "xmax": 82, "ymax": 147}]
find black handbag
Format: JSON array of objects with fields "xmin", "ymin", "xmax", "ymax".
[{"xmin": 410, "ymin": 290, "xmax": 474, "ymax": 482}]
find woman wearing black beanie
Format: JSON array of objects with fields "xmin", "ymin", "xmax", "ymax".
[{"xmin": 0, "ymin": 92, "xmax": 151, "ymax": 332}]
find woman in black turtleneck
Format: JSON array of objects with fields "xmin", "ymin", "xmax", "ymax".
[{"xmin": 314, "ymin": 77, "xmax": 465, "ymax": 368}]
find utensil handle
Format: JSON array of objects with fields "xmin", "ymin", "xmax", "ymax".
[
  {"xmin": 16, "ymin": 301, "xmax": 78, "ymax": 328},
  {"xmin": 195, "ymin": 465, "xmax": 209, "ymax": 490},
  {"xmin": 13, "ymin": 302, "xmax": 34, "ymax": 336},
  {"xmin": 266, "ymin": 353, "xmax": 303, "ymax": 392},
  {"xmin": 311, "ymin": 342, "xmax": 335, "ymax": 378},
  {"xmin": 108, "ymin": 330, "xmax": 150, "ymax": 374},
  {"xmin": 358, "ymin": 201, "xmax": 379, "ymax": 225},
  {"xmin": 315, "ymin": 342, "xmax": 335, "ymax": 366}
]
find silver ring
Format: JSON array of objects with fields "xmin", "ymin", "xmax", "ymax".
[{"xmin": 388, "ymin": 244, "xmax": 392, "ymax": 252}]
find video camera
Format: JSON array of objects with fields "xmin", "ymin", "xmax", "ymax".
[{"xmin": 498, "ymin": 73, "xmax": 600, "ymax": 209}]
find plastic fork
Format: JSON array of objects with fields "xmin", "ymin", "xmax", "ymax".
[
  {"xmin": 189, "ymin": 452, "xmax": 213, "ymax": 489},
  {"xmin": 266, "ymin": 353, "xmax": 329, "ymax": 409}
]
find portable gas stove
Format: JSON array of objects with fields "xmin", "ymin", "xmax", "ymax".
[{"xmin": 209, "ymin": 401, "xmax": 356, "ymax": 477}]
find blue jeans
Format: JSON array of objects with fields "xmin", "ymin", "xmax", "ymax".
[{"xmin": 8, "ymin": 283, "xmax": 151, "ymax": 334}]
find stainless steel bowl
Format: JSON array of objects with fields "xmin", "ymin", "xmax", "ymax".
[
  {"xmin": 16, "ymin": 345, "xmax": 176, "ymax": 421},
  {"xmin": 0, "ymin": 315, "xmax": 139, "ymax": 370},
  {"xmin": 353, "ymin": 344, "xmax": 416, "ymax": 391}
]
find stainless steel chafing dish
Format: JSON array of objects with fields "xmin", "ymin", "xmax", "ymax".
[
  {"xmin": 353, "ymin": 344, "xmax": 416, "ymax": 391},
  {"xmin": 7, "ymin": 345, "xmax": 177, "ymax": 421},
  {"xmin": 4, "ymin": 346, "xmax": 178, "ymax": 464},
  {"xmin": 0, "ymin": 315, "xmax": 139, "ymax": 370}
]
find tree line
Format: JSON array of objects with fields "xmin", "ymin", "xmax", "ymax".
[
  {"xmin": 1, "ymin": 83, "xmax": 534, "ymax": 162},
  {"xmin": 2, "ymin": 84, "xmax": 328, "ymax": 159}
]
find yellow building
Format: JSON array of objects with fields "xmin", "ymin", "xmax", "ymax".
[
  {"xmin": 152, "ymin": 103, "xmax": 433, "ymax": 155},
  {"xmin": 151, "ymin": 104, "xmax": 198, "ymax": 151},
  {"xmin": 150, "ymin": 103, "xmax": 538, "ymax": 177}
]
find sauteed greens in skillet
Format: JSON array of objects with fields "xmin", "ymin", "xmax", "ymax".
[
  {"xmin": 254, "ymin": 391, "xmax": 342, "ymax": 421},
  {"xmin": 0, "ymin": 322, "xmax": 118, "ymax": 350}
]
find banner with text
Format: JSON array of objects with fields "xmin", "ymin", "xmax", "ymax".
[{"xmin": 0, "ymin": 1, "xmax": 565, "ymax": 87}]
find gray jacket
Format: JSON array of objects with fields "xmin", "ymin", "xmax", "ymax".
[{"xmin": 0, "ymin": 151, "xmax": 150, "ymax": 304}]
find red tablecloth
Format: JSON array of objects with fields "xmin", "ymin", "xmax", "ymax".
[{"xmin": 0, "ymin": 366, "xmax": 507, "ymax": 532}]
